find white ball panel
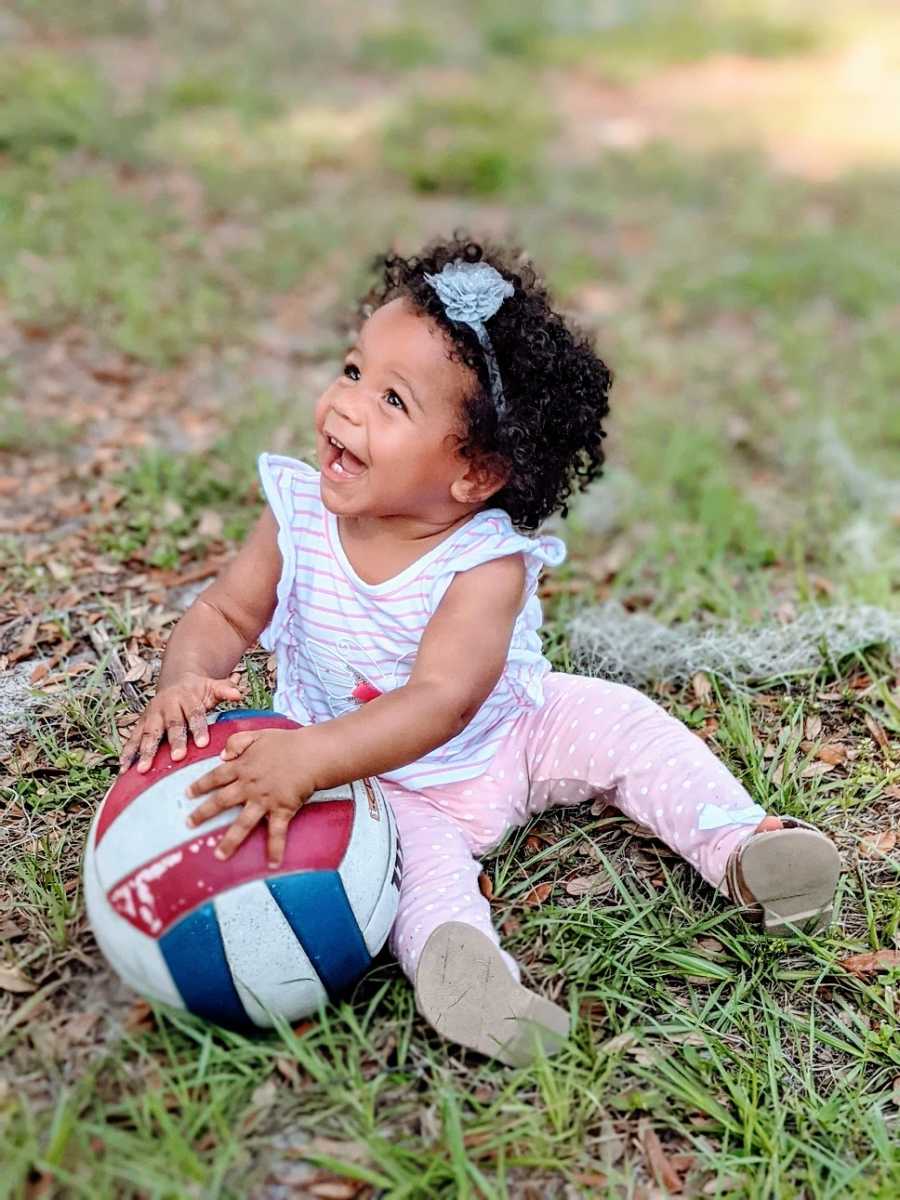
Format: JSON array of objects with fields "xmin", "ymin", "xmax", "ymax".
[
  {"xmin": 337, "ymin": 779, "xmax": 396, "ymax": 939},
  {"xmin": 215, "ymin": 880, "xmax": 325, "ymax": 1027},
  {"xmin": 84, "ymin": 819, "xmax": 183, "ymax": 1009}
]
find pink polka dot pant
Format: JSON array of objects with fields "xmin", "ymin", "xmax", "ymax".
[{"xmin": 381, "ymin": 672, "xmax": 767, "ymax": 984}]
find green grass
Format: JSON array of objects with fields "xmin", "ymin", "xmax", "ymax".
[
  {"xmin": 382, "ymin": 79, "xmax": 553, "ymax": 196},
  {"xmin": 471, "ymin": 0, "xmax": 822, "ymax": 77},
  {"xmin": 2, "ymin": 0, "xmax": 899, "ymax": 1195}
]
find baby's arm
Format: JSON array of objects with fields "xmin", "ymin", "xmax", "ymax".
[
  {"xmin": 120, "ymin": 509, "xmax": 282, "ymax": 770},
  {"xmin": 298, "ymin": 551, "xmax": 527, "ymax": 787}
]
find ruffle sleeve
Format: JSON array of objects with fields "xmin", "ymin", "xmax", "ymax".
[
  {"xmin": 428, "ymin": 509, "xmax": 566, "ymax": 614},
  {"xmin": 256, "ymin": 452, "xmax": 320, "ymax": 652}
]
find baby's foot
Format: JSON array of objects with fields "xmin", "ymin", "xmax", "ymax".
[
  {"xmin": 724, "ymin": 816, "xmax": 840, "ymax": 936},
  {"xmin": 414, "ymin": 921, "xmax": 570, "ymax": 1067}
]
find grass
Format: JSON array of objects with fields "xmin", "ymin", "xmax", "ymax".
[{"xmin": 1, "ymin": 0, "xmax": 899, "ymax": 1196}]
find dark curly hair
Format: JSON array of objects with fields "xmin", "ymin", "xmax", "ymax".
[{"xmin": 357, "ymin": 231, "xmax": 611, "ymax": 531}]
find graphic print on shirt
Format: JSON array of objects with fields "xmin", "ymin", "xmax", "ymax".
[{"xmin": 303, "ymin": 635, "xmax": 386, "ymax": 716}]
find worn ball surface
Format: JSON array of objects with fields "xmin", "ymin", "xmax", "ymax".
[{"xmin": 83, "ymin": 709, "xmax": 401, "ymax": 1029}]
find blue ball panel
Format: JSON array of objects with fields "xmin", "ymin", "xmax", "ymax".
[
  {"xmin": 266, "ymin": 871, "xmax": 372, "ymax": 1001},
  {"xmin": 159, "ymin": 902, "xmax": 252, "ymax": 1031},
  {"xmin": 215, "ymin": 708, "xmax": 288, "ymax": 722}
]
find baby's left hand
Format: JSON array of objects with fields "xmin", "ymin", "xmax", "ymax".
[{"xmin": 185, "ymin": 728, "xmax": 314, "ymax": 867}]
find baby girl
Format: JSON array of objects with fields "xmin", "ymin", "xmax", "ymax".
[{"xmin": 119, "ymin": 234, "xmax": 840, "ymax": 1067}]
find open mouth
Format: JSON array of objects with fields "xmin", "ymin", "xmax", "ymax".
[{"xmin": 323, "ymin": 434, "xmax": 367, "ymax": 478}]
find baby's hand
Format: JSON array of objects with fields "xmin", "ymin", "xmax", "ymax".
[
  {"xmin": 118, "ymin": 672, "xmax": 243, "ymax": 774},
  {"xmin": 184, "ymin": 728, "xmax": 313, "ymax": 867}
]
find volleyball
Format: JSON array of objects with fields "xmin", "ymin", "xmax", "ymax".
[{"xmin": 84, "ymin": 710, "xmax": 401, "ymax": 1029}]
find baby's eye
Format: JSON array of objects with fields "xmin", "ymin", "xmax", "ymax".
[
  {"xmin": 342, "ymin": 362, "xmax": 360, "ymax": 381},
  {"xmin": 384, "ymin": 390, "xmax": 406, "ymax": 412}
]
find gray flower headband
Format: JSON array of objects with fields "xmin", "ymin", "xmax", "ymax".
[{"xmin": 424, "ymin": 259, "xmax": 515, "ymax": 418}]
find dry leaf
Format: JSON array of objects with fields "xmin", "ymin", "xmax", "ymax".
[
  {"xmin": 859, "ymin": 831, "xmax": 897, "ymax": 858},
  {"xmin": 565, "ymin": 871, "xmax": 613, "ymax": 897},
  {"xmin": 307, "ymin": 1179, "xmax": 368, "ymax": 1199},
  {"xmin": 801, "ymin": 761, "xmax": 835, "ymax": 779},
  {"xmin": 804, "ymin": 714, "xmax": 823, "ymax": 740},
  {"xmin": 639, "ymin": 1120, "xmax": 683, "ymax": 1193},
  {"xmin": 197, "ymin": 510, "xmax": 224, "ymax": 539},
  {"xmin": 840, "ymin": 949, "xmax": 900, "ymax": 977},
  {"xmin": 692, "ymin": 672, "xmax": 713, "ymax": 705},
  {"xmin": 520, "ymin": 882, "xmax": 552, "ymax": 907},
  {"xmin": 125, "ymin": 999, "xmax": 155, "ymax": 1031},
  {"xmin": 571, "ymin": 1173, "xmax": 609, "ymax": 1188},
  {"xmin": 818, "ymin": 743, "xmax": 847, "ymax": 765},
  {"xmin": 865, "ymin": 714, "xmax": 892, "ymax": 759},
  {"xmin": 478, "ymin": 871, "xmax": 493, "ymax": 900},
  {"xmin": 0, "ymin": 966, "xmax": 36, "ymax": 994},
  {"xmin": 60, "ymin": 1011, "xmax": 101, "ymax": 1043},
  {"xmin": 275, "ymin": 1056, "xmax": 302, "ymax": 1089}
]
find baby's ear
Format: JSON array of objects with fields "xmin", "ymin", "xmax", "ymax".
[{"xmin": 450, "ymin": 455, "xmax": 509, "ymax": 506}]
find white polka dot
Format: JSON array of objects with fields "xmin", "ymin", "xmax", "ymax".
[
  {"xmin": 640, "ymin": 787, "xmax": 648, "ymax": 795},
  {"xmin": 683, "ymin": 780, "xmax": 691, "ymax": 789},
  {"xmin": 426, "ymin": 905, "xmax": 434, "ymax": 911},
  {"xmin": 498, "ymin": 769, "xmax": 505, "ymax": 778},
  {"xmin": 661, "ymin": 783, "xmax": 668, "ymax": 791},
  {"xmin": 707, "ymin": 782, "xmax": 716, "ymax": 789},
  {"xmin": 569, "ymin": 744, "xmax": 576, "ymax": 755},
  {"xmin": 589, "ymin": 733, "xmax": 596, "ymax": 742},
  {"xmin": 608, "ymin": 749, "xmax": 615, "ymax": 757},
  {"xmin": 676, "ymin": 804, "xmax": 683, "ymax": 814},
  {"xmin": 593, "ymin": 707, "xmax": 603, "ymax": 715},
  {"xmin": 464, "ymin": 789, "xmax": 473, "ymax": 796},
  {"xmin": 629, "ymin": 742, "xmax": 638, "ymax": 751},
  {"xmin": 656, "ymin": 808, "xmax": 663, "ymax": 817}
]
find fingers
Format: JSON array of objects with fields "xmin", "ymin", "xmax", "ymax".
[
  {"xmin": 266, "ymin": 811, "xmax": 292, "ymax": 869},
  {"xmin": 186, "ymin": 761, "xmax": 238, "ymax": 801},
  {"xmin": 186, "ymin": 780, "xmax": 246, "ymax": 830},
  {"xmin": 211, "ymin": 802, "xmax": 265, "ymax": 861},
  {"xmin": 221, "ymin": 730, "xmax": 260, "ymax": 760},
  {"xmin": 136, "ymin": 721, "xmax": 165, "ymax": 773},
  {"xmin": 211, "ymin": 678, "xmax": 243, "ymax": 703},
  {"xmin": 187, "ymin": 707, "xmax": 210, "ymax": 751},
  {"xmin": 118, "ymin": 724, "xmax": 143, "ymax": 772}
]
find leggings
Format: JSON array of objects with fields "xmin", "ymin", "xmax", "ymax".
[{"xmin": 381, "ymin": 673, "xmax": 766, "ymax": 984}]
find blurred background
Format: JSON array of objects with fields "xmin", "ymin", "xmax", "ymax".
[{"xmin": 1, "ymin": 0, "xmax": 898, "ymax": 625}]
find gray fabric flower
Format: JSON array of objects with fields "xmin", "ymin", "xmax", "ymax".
[
  {"xmin": 424, "ymin": 259, "xmax": 515, "ymax": 416},
  {"xmin": 424, "ymin": 260, "xmax": 514, "ymax": 324}
]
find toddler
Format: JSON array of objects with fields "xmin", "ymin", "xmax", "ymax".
[{"xmin": 119, "ymin": 234, "xmax": 840, "ymax": 1067}]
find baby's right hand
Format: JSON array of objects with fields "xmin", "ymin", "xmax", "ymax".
[{"xmin": 118, "ymin": 673, "xmax": 243, "ymax": 774}]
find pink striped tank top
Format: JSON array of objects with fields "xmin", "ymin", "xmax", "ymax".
[{"xmin": 258, "ymin": 453, "xmax": 566, "ymax": 788}]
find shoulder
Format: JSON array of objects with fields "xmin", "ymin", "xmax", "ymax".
[{"xmin": 436, "ymin": 551, "xmax": 525, "ymax": 615}]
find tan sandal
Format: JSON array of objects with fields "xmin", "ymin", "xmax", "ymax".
[
  {"xmin": 414, "ymin": 921, "xmax": 570, "ymax": 1068},
  {"xmin": 723, "ymin": 818, "xmax": 840, "ymax": 936}
]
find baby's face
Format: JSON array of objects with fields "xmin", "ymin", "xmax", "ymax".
[{"xmin": 314, "ymin": 297, "xmax": 477, "ymax": 523}]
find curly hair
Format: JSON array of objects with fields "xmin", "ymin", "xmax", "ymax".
[{"xmin": 357, "ymin": 231, "xmax": 612, "ymax": 531}]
